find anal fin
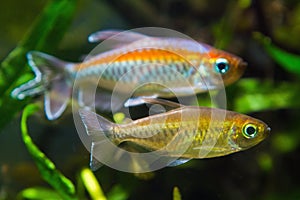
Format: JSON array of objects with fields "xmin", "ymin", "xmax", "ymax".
[
  {"xmin": 45, "ymin": 78, "xmax": 71, "ymax": 120},
  {"xmin": 167, "ymin": 158, "xmax": 191, "ymax": 167}
]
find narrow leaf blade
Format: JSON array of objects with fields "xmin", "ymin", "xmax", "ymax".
[{"xmin": 21, "ymin": 103, "xmax": 77, "ymax": 200}]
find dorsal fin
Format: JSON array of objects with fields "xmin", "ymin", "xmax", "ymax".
[{"xmin": 88, "ymin": 30, "xmax": 148, "ymax": 44}]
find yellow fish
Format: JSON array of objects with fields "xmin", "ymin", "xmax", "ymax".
[{"xmin": 79, "ymin": 98, "xmax": 270, "ymax": 171}]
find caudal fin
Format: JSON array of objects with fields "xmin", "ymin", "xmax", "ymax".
[
  {"xmin": 78, "ymin": 109, "xmax": 115, "ymax": 136},
  {"xmin": 11, "ymin": 51, "xmax": 75, "ymax": 120},
  {"xmin": 78, "ymin": 109, "xmax": 118, "ymax": 171}
]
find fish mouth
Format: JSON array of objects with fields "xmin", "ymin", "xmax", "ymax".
[{"xmin": 263, "ymin": 126, "xmax": 271, "ymax": 138}]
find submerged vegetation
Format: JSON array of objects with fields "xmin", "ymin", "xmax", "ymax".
[{"xmin": 1, "ymin": 0, "xmax": 300, "ymax": 199}]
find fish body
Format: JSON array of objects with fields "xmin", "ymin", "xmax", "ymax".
[
  {"xmin": 11, "ymin": 30, "xmax": 246, "ymax": 120},
  {"xmin": 79, "ymin": 99, "xmax": 270, "ymax": 170},
  {"xmin": 74, "ymin": 37, "xmax": 245, "ymax": 96}
]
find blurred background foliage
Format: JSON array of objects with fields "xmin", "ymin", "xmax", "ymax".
[{"xmin": 1, "ymin": 0, "xmax": 300, "ymax": 199}]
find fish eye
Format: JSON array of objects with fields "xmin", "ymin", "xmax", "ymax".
[
  {"xmin": 243, "ymin": 124, "xmax": 258, "ymax": 138},
  {"xmin": 215, "ymin": 58, "xmax": 229, "ymax": 74}
]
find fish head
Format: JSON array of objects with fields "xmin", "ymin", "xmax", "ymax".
[
  {"xmin": 229, "ymin": 115, "xmax": 271, "ymax": 150},
  {"xmin": 198, "ymin": 49, "xmax": 247, "ymax": 88}
]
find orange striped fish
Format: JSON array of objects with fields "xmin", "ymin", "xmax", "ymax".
[{"xmin": 11, "ymin": 30, "xmax": 247, "ymax": 120}]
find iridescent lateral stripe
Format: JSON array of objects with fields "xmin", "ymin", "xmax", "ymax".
[
  {"xmin": 73, "ymin": 37, "xmax": 211, "ymax": 68},
  {"xmin": 112, "ymin": 107, "xmax": 230, "ymax": 152},
  {"xmin": 73, "ymin": 42, "xmax": 211, "ymax": 84}
]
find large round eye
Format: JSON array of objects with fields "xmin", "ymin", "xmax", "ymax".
[
  {"xmin": 243, "ymin": 124, "xmax": 258, "ymax": 138},
  {"xmin": 215, "ymin": 58, "xmax": 230, "ymax": 74}
]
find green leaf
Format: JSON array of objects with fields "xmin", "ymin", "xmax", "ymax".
[
  {"xmin": 195, "ymin": 78, "xmax": 300, "ymax": 113},
  {"xmin": 257, "ymin": 153, "xmax": 273, "ymax": 172},
  {"xmin": 113, "ymin": 112, "xmax": 126, "ymax": 124},
  {"xmin": 80, "ymin": 168, "xmax": 107, "ymax": 200},
  {"xmin": 0, "ymin": 0, "xmax": 77, "ymax": 130},
  {"xmin": 272, "ymin": 132, "xmax": 299, "ymax": 153},
  {"xmin": 106, "ymin": 185, "xmax": 129, "ymax": 200},
  {"xmin": 173, "ymin": 186, "xmax": 182, "ymax": 200},
  {"xmin": 228, "ymin": 78, "xmax": 300, "ymax": 113},
  {"xmin": 213, "ymin": 0, "xmax": 249, "ymax": 49},
  {"xmin": 253, "ymin": 32, "xmax": 300, "ymax": 75},
  {"xmin": 17, "ymin": 187, "xmax": 62, "ymax": 200},
  {"xmin": 21, "ymin": 104, "xmax": 77, "ymax": 200}
]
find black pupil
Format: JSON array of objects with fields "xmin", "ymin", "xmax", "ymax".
[
  {"xmin": 246, "ymin": 126, "xmax": 256, "ymax": 136},
  {"xmin": 217, "ymin": 62, "xmax": 227, "ymax": 71}
]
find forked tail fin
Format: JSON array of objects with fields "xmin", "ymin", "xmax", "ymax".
[
  {"xmin": 79, "ymin": 109, "xmax": 115, "ymax": 136},
  {"xmin": 11, "ymin": 51, "xmax": 75, "ymax": 120},
  {"xmin": 78, "ymin": 109, "xmax": 118, "ymax": 171}
]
